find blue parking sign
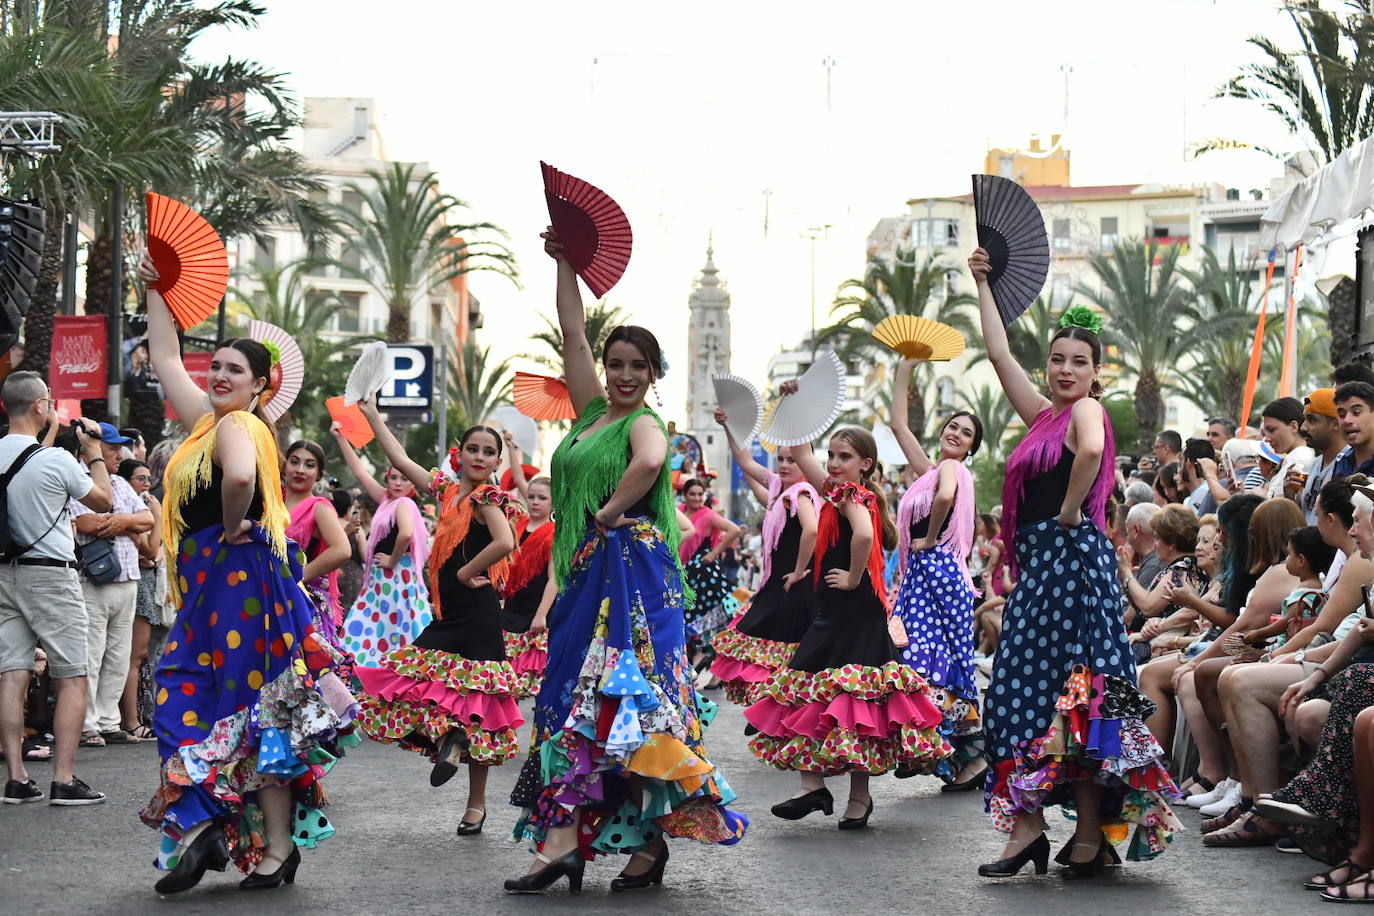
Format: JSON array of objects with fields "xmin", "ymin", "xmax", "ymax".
[{"xmin": 376, "ymin": 344, "xmax": 434, "ymax": 411}]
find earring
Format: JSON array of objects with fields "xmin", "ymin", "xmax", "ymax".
[
  {"xmin": 652, "ymin": 382, "xmax": 663, "ymax": 408},
  {"xmin": 248, "ymin": 392, "xmax": 261, "ymax": 413},
  {"xmin": 201, "ymin": 393, "xmax": 211, "ymax": 411}
]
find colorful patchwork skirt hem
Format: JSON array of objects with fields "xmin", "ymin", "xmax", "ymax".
[{"xmin": 502, "ymin": 628, "xmax": 548, "ymax": 699}]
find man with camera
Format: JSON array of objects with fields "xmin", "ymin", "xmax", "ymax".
[
  {"xmin": 0, "ymin": 371, "xmax": 112, "ymax": 805},
  {"xmin": 68, "ymin": 423, "xmax": 152, "ymax": 749}
]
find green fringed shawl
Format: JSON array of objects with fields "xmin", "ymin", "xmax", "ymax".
[{"xmin": 549, "ymin": 396, "xmax": 686, "ymax": 590}]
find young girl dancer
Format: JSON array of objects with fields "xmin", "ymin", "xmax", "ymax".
[
  {"xmin": 969, "ymin": 247, "xmax": 1179, "ymax": 878},
  {"xmin": 679, "ymin": 478, "xmax": 742, "ymax": 667},
  {"xmin": 332, "ymin": 424, "xmax": 433, "ymax": 669},
  {"xmin": 499, "ymin": 446, "xmax": 556, "ymax": 699},
  {"xmin": 282, "ymin": 441, "xmax": 356, "ymax": 676},
  {"xmin": 352, "ymin": 415, "xmax": 523, "ymax": 838},
  {"xmin": 888, "ymin": 358, "xmax": 987, "ymax": 789},
  {"xmin": 745, "ymin": 420, "xmax": 949, "ymax": 830},
  {"xmin": 709, "ymin": 407, "xmax": 820, "ymax": 708}
]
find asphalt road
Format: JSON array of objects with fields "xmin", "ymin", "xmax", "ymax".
[{"xmin": 1, "ymin": 699, "xmax": 1327, "ymax": 915}]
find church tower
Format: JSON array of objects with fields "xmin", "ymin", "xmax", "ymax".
[{"xmin": 685, "ymin": 242, "xmax": 732, "ymax": 507}]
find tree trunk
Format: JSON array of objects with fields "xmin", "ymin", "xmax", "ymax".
[
  {"xmin": 386, "ymin": 297, "xmax": 409, "ymax": 343},
  {"xmin": 16, "ymin": 198, "xmax": 66, "ymax": 379},
  {"xmin": 1134, "ymin": 369, "xmax": 1163, "ymax": 455},
  {"xmin": 79, "ymin": 227, "xmax": 114, "ymax": 422},
  {"xmin": 1328, "ymin": 277, "xmax": 1356, "ymax": 369},
  {"xmin": 1221, "ymin": 367, "xmax": 1246, "ymax": 425}
]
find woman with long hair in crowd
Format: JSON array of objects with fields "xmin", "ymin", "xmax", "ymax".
[
  {"xmin": 745, "ymin": 420, "xmax": 949, "ymax": 830},
  {"xmin": 969, "ymin": 246, "xmax": 1179, "ymax": 879},
  {"xmin": 498, "ymin": 445, "xmax": 556, "ymax": 699},
  {"xmin": 678, "ymin": 477, "xmax": 742, "ymax": 669},
  {"xmin": 115, "ymin": 459, "xmax": 162, "ymax": 740},
  {"xmin": 887, "ymin": 356, "xmax": 987, "ymax": 789},
  {"xmin": 708, "ymin": 407, "xmax": 820, "ymax": 709},
  {"xmin": 350, "ymin": 409, "xmax": 523, "ymax": 839},
  {"xmin": 139, "ymin": 256, "xmax": 354, "ymax": 894},
  {"xmin": 504, "ymin": 228, "xmax": 744, "ymax": 895},
  {"xmin": 332, "ymin": 425, "xmax": 433, "ymax": 669}
]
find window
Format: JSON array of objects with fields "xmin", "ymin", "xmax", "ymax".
[
  {"xmin": 1100, "ymin": 217, "xmax": 1118, "ymax": 249},
  {"xmin": 912, "ymin": 218, "xmax": 959, "ymax": 248},
  {"xmin": 942, "ymin": 271, "xmax": 960, "ymax": 300},
  {"xmin": 340, "ymin": 189, "xmax": 364, "ymax": 217},
  {"xmin": 1165, "ymin": 403, "xmax": 1179, "ymax": 425},
  {"xmin": 936, "ymin": 376, "xmax": 955, "ymax": 410},
  {"xmin": 340, "ymin": 244, "xmax": 362, "ymax": 275},
  {"xmin": 1051, "ymin": 272, "xmax": 1072, "ymax": 308},
  {"xmin": 334, "ymin": 291, "xmax": 362, "ymax": 333},
  {"xmin": 254, "ymin": 237, "xmax": 276, "ymax": 270},
  {"xmin": 998, "ymin": 156, "xmax": 1015, "ymax": 179},
  {"xmin": 1052, "ymin": 218, "xmax": 1071, "ymax": 253}
]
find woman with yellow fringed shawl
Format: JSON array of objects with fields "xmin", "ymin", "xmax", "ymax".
[
  {"xmin": 350, "ymin": 405, "xmax": 524, "ymax": 840},
  {"xmin": 136, "ymin": 257, "xmax": 357, "ymax": 896},
  {"xmin": 502, "ymin": 229, "xmax": 747, "ymax": 897}
]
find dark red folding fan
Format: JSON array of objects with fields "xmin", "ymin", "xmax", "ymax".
[
  {"xmin": 972, "ymin": 174, "xmax": 1050, "ymax": 326},
  {"xmin": 540, "ymin": 162, "xmax": 632, "ymax": 299},
  {"xmin": 146, "ymin": 192, "xmax": 229, "ymax": 331},
  {"xmin": 513, "ymin": 371, "xmax": 578, "ymax": 421}
]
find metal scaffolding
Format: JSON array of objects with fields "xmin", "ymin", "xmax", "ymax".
[{"xmin": 0, "ymin": 111, "xmax": 61, "ymax": 158}]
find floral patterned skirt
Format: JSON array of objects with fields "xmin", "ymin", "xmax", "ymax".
[
  {"xmin": 502, "ymin": 629, "xmax": 548, "ymax": 700},
  {"xmin": 510, "ymin": 522, "xmax": 747, "ymax": 858},
  {"xmin": 142, "ymin": 526, "xmax": 358, "ymax": 874}
]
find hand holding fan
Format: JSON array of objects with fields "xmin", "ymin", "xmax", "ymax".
[
  {"xmin": 145, "ymin": 192, "xmax": 228, "ymax": 331},
  {"xmin": 247, "ymin": 320, "xmax": 303, "ymax": 422},
  {"xmin": 761, "ymin": 350, "xmax": 846, "ymax": 447},
  {"xmin": 541, "ymin": 162, "xmax": 632, "ymax": 298},
  {"xmin": 870, "ymin": 315, "xmax": 966, "ymax": 361},
  {"xmin": 514, "ymin": 371, "xmax": 578, "ymax": 421},
  {"xmin": 492, "ymin": 404, "xmax": 540, "ymax": 457},
  {"xmin": 326, "ymin": 396, "xmax": 374, "ymax": 448},
  {"xmin": 345, "ymin": 340, "xmax": 390, "ymax": 405},
  {"xmin": 971, "ymin": 174, "xmax": 1049, "ymax": 326},
  {"xmin": 711, "ymin": 374, "xmax": 763, "ymax": 444}
]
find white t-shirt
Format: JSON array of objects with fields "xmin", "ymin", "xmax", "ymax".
[
  {"xmin": 1266, "ymin": 446, "xmax": 1315, "ymax": 499},
  {"xmin": 0, "ymin": 434, "xmax": 93, "ymax": 561}
]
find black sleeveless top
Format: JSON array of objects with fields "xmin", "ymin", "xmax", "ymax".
[
  {"xmin": 180, "ymin": 465, "xmax": 265, "ymax": 535},
  {"xmin": 1018, "ymin": 449, "xmax": 1076, "ymax": 526},
  {"xmin": 909, "ymin": 508, "xmax": 953, "ymax": 542}
]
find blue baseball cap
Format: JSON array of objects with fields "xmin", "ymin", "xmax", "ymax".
[{"xmin": 97, "ymin": 422, "xmax": 134, "ymax": 446}]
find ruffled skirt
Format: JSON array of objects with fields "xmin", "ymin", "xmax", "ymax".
[
  {"xmin": 983, "ymin": 519, "xmax": 1181, "ymax": 860},
  {"xmin": 142, "ymin": 527, "xmax": 358, "ymax": 873},
  {"xmin": 711, "ymin": 573, "xmax": 818, "ymax": 706},
  {"xmin": 511, "ymin": 521, "xmax": 747, "ymax": 857},
  {"xmin": 340, "ymin": 553, "xmax": 433, "ymax": 669},
  {"xmin": 502, "ymin": 629, "xmax": 548, "ymax": 699},
  {"xmin": 683, "ymin": 544, "xmax": 734, "ymax": 653}
]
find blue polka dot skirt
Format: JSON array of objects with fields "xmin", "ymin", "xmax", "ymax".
[{"xmin": 982, "ymin": 519, "xmax": 1182, "ymax": 861}]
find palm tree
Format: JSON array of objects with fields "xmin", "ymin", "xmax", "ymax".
[
  {"xmin": 1079, "ymin": 239, "xmax": 1202, "ymax": 453},
  {"xmin": 329, "ymin": 162, "xmax": 518, "ymax": 343},
  {"xmin": 529, "ymin": 299, "xmax": 628, "ymax": 371},
  {"xmin": 819, "ymin": 248, "xmax": 976, "ymax": 434},
  {"xmin": 958, "ymin": 383, "xmax": 1018, "ymax": 461},
  {"xmin": 1256, "ymin": 299, "xmax": 1333, "ymax": 411},
  {"xmin": 448, "ymin": 339, "xmax": 515, "ymax": 429},
  {"xmin": 1173, "ymin": 247, "xmax": 1263, "ymax": 421},
  {"xmin": 966, "ymin": 295, "xmax": 1065, "ymax": 391}
]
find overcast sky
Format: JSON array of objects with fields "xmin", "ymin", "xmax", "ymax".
[{"xmin": 197, "ymin": 0, "xmax": 1301, "ymax": 423}]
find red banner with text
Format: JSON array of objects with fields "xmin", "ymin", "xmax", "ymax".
[
  {"xmin": 48, "ymin": 315, "xmax": 107, "ymax": 399},
  {"xmin": 166, "ymin": 352, "xmax": 213, "ymax": 419}
]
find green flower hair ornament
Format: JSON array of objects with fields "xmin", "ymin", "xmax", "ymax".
[
  {"xmin": 1058, "ymin": 306, "xmax": 1103, "ymax": 335},
  {"xmin": 261, "ymin": 340, "xmax": 283, "ymax": 366}
]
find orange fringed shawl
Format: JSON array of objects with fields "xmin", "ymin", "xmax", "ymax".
[{"xmin": 429, "ymin": 482, "xmax": 519, "ymax": 618}]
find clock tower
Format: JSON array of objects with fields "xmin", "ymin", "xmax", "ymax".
[{"xmin": 684, "ymin": 242, "xmax": 732, "ymax": 509}]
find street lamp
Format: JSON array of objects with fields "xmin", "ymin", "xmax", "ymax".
[{"xmin": 801, "ymin": 224, "xmax": 831, "ymax": 361}]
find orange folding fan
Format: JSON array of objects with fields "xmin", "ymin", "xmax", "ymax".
[
  {"xmin": 541, "ymin": 162, "xmax": 632, "ymax": 299},
  {"xmin": 146, "ymin": 192, "xmax": 228, "ymax": 330},
  {"xmin": 513, "ymin": 371, "xmax": 578, "ymax": 421},
  {"xmin": 326, "ymin": 396, "xmax": 374, "ymax": 448}
]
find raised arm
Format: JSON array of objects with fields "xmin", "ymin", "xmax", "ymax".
[
  {"xmin": 714, "ymin": 407, "xmax": 771, "ymax": 489},
  {"xmin": 356, "ymin": 397, "xmax": 432, "ymax": 494},
  {"xmin": 542, "ymin": 228, "xmax": 603, "ymax": 415},
  {"xmin": 302, "ymin": 500, "xmax": 352, "ymax": 581},
  {"xmin": 775, "ymin": 381, "xmax": 828, "ymax": 489},
  {"xmin": 891, "ymin": 358, "xmax": 933, "ymax": 476},
  {"xmin": 968, "ymin": 247, "xmax": 1050, "ymax": 425},
  {"xmin": 502, "ymin": 432, "xmax": 531, "ymax": 506},
  {"xmin": 330, "ymin": 422, "xmax": 387, "ymax": 504},
  {"xmin": 138, "ymin": 255, "xmax": 209, "ymax": 427}
]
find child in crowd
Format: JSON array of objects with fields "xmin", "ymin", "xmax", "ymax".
[{"xmin": 1241, "ymin": 526, "xmax": 1336, "ymax": 651}]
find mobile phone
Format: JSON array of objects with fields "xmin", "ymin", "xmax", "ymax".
[{"xmin": 1363, "ymin": 585, "xmax": 1373, "ymax": 619}]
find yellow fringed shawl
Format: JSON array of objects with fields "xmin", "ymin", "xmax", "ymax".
[{"xmin": 161, "ymin": 410, "xmax": 288, "ymax": 608}]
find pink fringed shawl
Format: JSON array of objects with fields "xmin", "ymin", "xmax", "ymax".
[
  {"xmin": 367, "ymin": 494, "xmax": 430, "ymax": 570},
  {"xmin": 896, "ymin": 459, "xmax": 979, "ymax": 594},
  {"xmin": 1000, "ymin": 402, "xmax": 1116, "ymax": 576},
  {"xmin": 759, "ymin": 472, "xmax": 821, "ymax": 589},
  {"xmin": 679, "ymin": 505, "xmax": 723, "ymax": 563},
  {"xmin": 287, "ymin": 495, "xmax": 342, "ymax": 622}
]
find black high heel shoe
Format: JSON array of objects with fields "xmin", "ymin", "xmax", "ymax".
[
  {"xmin": 838, "ymin": 796, "xmax": 874, "ymax": 831},
  {"xmin": 611, "ymin": 844, "xmax": 669, "ymax": 891},
  {"xmin": 977, "ymin": 833, "xmax": 1050, "ymax": 878},
  {"xmin": 456, "ymin": 807, "xmax": 486, "ymax": 836},
  {"xmin": 153, "ymin": 822, "xmax": 230, "ymax": 895},
  {"xmin": 239, "ymin": 845, "xmax": 300, "ymax": 891},
  {"xmin": 503, "ymin": 849, "xmax": 584, "ymax": 895},
  {"xmin": 430, "ymin": 729, "xmax": 469, "ymax": 788},
  {"xmin": 1057, "ymin": 836, "xmax": 1118, "ymax": 879},
  {"xmin": 770, "ymin": 787, "xmax": 834, "ymax": 820},
  {"xmin": 940, "ymin": 761, "xmax": 989, "ymax": 793}
]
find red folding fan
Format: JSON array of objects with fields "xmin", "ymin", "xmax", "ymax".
[
  {"xmin": 146, "ymin": 192, "xmax": 229, "ymax": 331},
  {"xmin": 540, "ymin": 162, "xmax": 632, "ymax": 298},
  {"xmin": 513, "ymin": 371, "xmax": 578, "ymax": 421}
]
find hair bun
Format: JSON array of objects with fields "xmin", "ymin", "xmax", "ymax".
[{"xmin": 1058, "ymin": 305, "xmax": 1103, "ymax": 335}]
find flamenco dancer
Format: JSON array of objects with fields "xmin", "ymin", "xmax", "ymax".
[
  {"xmin": 969, "ymin": 246, "xmax": 1180, "ymax": 879},
  {"xmin": 888, "ymin": 357, "xmax": 988, "ymax": 789},
  {"xmin": 708, "ymin": 407, "xmax": 820, "ymax": 708},
  {"xmin": 505, "ymin": 229, "xmax": 745, "ymax": 895},
  {"xmin": 498, "ymin": 446, "xmax": 556, "ymax": 699},
  {"xmin": 332, "ymin": 424, "xmax": 434, "ymax": 669},
  {"xmin": 745, "ymin": 421, "xmax": 950, "ymax": 830},
  {"xmin": 139, "ymin": 257, "xmax": 354, "ymax": 894},
  {"xmin": 351, "ymin": 409, "xmax": 524, "ymax": 838},
  {"xmin": 679, "ymin": 477, "xmax": 742, "ymax": 669}
]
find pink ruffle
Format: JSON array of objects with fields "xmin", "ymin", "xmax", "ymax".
[
  {"xmin": 746, "ymin": 691, "xmax": 941, "ymax": 741},
  {"xmin": 508, "ymin": 647, "xmax": 547, "ymax": 675},
  {"xmin": 356, "ymin": 668, "xmax": 524, "ymax": 731},
  {"xmin": 710, "ymin": 655, "xmax": 774, "ymax": 685}
]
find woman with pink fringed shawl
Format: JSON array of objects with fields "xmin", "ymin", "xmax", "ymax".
[
  {"xmin": 968, "ymin": 247, "xmax": 1180, "ymax": 882},
  {"xmin": 887, "ymin": 357, "xmax": 987, "ymax": 791}
]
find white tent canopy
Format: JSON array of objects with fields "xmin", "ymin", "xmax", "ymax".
[{"xmin": 1262, "ymin": 134, "xmax": 1374, "ymax": 251}]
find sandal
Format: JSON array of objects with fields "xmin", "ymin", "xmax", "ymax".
[
  {"xmin": 1202, "ymin": 811, "xmax": 1282, "ymax": 847},
  {"xmin": 1322, "ymin": 868, "xmax": 1374, "ymax": 903},
  {"xmin": 79, "ymin": 732, "xmax": 105, "ymax": 748},
  {"xmin": 22, "ymin": 738, "xmax": 51, "ymax": 761},
  {"xmin": 101, "ymin": 729, "xmax": 136, "ymax": 744},
  {"xmin": 1308, "ymin": 860, "xmax": 1372, "ymax": 891},
  {"xmin": 128, "ymin": 725, "xmax": 155, "ymax": 741}
]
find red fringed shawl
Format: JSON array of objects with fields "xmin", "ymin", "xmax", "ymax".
[
  {"xmin": 813, "ymin": 480, "xmax": 888, "ymax": 607},
  {"xmin": 502, "ymin": 517, "xmax": 554, "ymax": 598}
]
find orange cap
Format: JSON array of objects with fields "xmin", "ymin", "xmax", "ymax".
[{"xmin": 1305, "ymin": 388, "xmax": 1338, "ymax": 419}]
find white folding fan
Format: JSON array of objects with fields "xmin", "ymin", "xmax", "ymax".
[
  {"xmin": 247, "ymin": 320, "xmax": 303, "ymax": 423},
  {"xmin": 711, "ymin": 373, "xmax": 763, "ymax": 444},
  {"xmin": 344, "ymin": 340, "xmax": 389, "ymax": 405},
  {"xmin": 761, "ymin": 350, "xmax": 846, "ymax": 447},
  {"xmin": 492, "ymin": 405, "xmax": 540, "ymax": 458}
]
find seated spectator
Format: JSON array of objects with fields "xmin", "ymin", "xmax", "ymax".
[
  {"xmin": 1249, "ymin": 397, "xmax": 1314, "ymax": 498},
  {"xmin": 1236, "ymin": 526, "xmax": 1335, "ymax": 652},
  {"xmin": 1334, "ymin": 381, "xmax": 1374, "ymax": 478},
  {"xmin": 1121, "ymin": 504, "xmax": 1206, "ymax": 662},
  {"xmin": 1119, "ymin": 502, "xmax": 1162, "ymax": 628},
  {"xmin": 1124, "ymin": 480, "xmax": 1155, "ymax": 508}
]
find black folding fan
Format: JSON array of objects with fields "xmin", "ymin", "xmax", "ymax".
[
  {"xmin": 0, "ymin": 197, "xmax": 44, "ymax": 349},
  {"xmin": 971, "ymin": 174, "xmax": 1049, "ymax": 325}
]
